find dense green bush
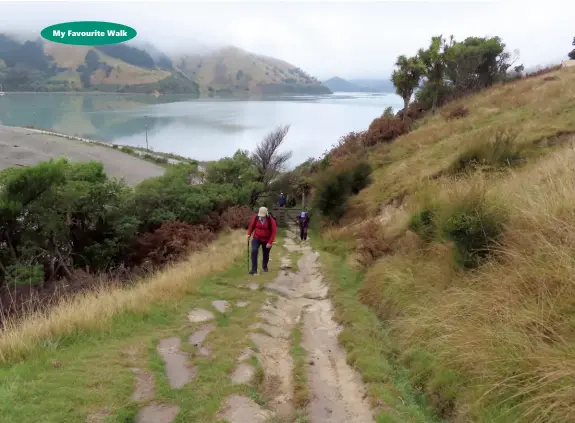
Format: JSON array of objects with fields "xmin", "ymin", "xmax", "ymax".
[
  {"xmin": 314, "ymin": 171, "xmax": 352, "ymax": 222},
  {"xmin": 350, "ymin": 162, "xmax": 372, "ymax": 194},
  {"xmin": 0, "ymin": 155, "xmax": 258, "ymax": 291},
  {"xmin": 440, "ymin": 197, "xmax": 505, "ymax": 269},
  {"xmin": 314, "ymin": 161, "xmax": 373, "ymax": 222},
  {"xmin": 409, "ymin": 209, "xmax": 436, "ymax": 242},
  {"xmin": 0, "ymin": 158, "xmax": 137, "ymax": 284}
]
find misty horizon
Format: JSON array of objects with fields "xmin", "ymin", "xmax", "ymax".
[{"xmin": 0, "ymin": 1, "xmax": 572, "ymax": 81}]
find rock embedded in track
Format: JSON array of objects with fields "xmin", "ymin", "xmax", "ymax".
[
  {"xmin": 187, "ymin": 308, "xmax": 215, "ymax": 323},
  {"xmin": 131, "ymin": 368, "xmax": 155, "ymax": 402},
  {"xmin": 212, "ymin": 300, "xmax": 230, "ymax": 313},
  {"xmin": 157, "ymin": 337, "xmax": 196, "ymax": 389},
  {"xmin": 136, "ymin": 404, "xmax": 180, "ymax": 423},
  {"xmin": 218, "ymin": 395, "xmax": 272, "ymax": 423}
]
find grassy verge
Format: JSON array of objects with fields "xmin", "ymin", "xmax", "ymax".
[
  {"xmin": 355, "ymin": 149, "xmax": 575, "ymax": 423},
  {"xmin": 310, "ymin": 233, "xmax": 442, "ymax": 423},
  {"xmin": 0, "ymin": 231, "xmax": 286, "ymax": 423},
  {"xmin": 290, "ymin": 324, "xmax": 309, "ymax": 411}
]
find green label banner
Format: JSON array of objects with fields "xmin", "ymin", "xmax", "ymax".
[{"xmin": 41, "ymin": 21, "xmax": 137, "ymax": 45}]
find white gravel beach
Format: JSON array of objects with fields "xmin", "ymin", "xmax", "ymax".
[{"xmin": 0, "ymin": 125, "xmax": 165, "ymax": 185}]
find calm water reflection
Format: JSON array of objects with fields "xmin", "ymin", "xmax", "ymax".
[{"xmin": 0, "ymin": 92, "xmax": 402, "ymax": 164}]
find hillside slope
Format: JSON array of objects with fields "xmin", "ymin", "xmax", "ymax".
[
  {"xmin": 323, "ymin": 76, "xmax": 371, "ymax": 92},
  {"xmin": 174, "ymin": 45, "xmax": 332, "ymax": 95},
  {"xmin": 312, "ymin": 67, "xmax": 575, "ymax": 422},
  {"xmin": 347, "ymin": 78, "xmax": 395, "ymax": 93},
  {"xmin": 0, "ymin": 34, "xmax": 199, "ymax": 94}
]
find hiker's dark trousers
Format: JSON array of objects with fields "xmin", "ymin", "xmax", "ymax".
[
  {"xmin": 300, "ymin": 227, "xmax": 308, "ymax": 240},
  {"xmin": 251, "ymin": 238, "xmax": 271, "ymax": 272}
]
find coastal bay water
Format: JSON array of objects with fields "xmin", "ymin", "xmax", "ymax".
[{"xmin": 0, "ymin": 92, "xmax": 402, "ymax": 165}]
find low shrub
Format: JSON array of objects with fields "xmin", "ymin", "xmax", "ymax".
[
  {"xmin": 314, "ymin": 170, "xmax": 352, "ymax": 222},
  {"xmin": 314, "ymin": 161, "xmax": 373, "ymax": 223},
  {"xmin": 220, "ymin": 205, "xmax": 254, "ymax": 229},
  {"xmin": 395, "ymin": 101, "xmax": 427, "ymax": 121},
  {"xmin": 382, "ymin": 106, "xmax": 395, "ymax": 118},
  {"xmin": 444, "ymin": 105, "xmax": 470, "ymax": 121},
  {"xmin": 524, "ymin": 64, "xmax": 562, "ymax": 79},
  {"xmin": 355, "ymin": 220, "xmax": 391, "ymax": 266},
  {"xmin": 364, "ymin": 116, "xmax": 408, "ymax": 147},
  {"xmin": 5, "ymin": 264, "xmax": 44, "ymax": 287},
  {"xmin": 143, "ymin": 153, "xmax": 169, "ymax": 165},
  {"xmin": 120, "ymin": 146, "xmax": 136, "ymax": 155},
  {"xmin": 329, "ymin": 131, "xmax": 366, "ymax": 160},
  {"xmin": 409, "ymin": 209, "xmax": 436, "ymax": 242},
  {"xmin": 130, "ymin": 221, "xmax": 215, "ymax": 267},
  {"xmin": 439, "ymin": 193, "xmax": 505, "ymax": 269},
  {"xmin": 349, "ymin": 161, "xmax": 372, "ymax": 194}
]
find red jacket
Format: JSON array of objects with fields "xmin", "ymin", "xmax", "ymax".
[{"xmin": 248, "ymin": 215, "xmax": 277, "ymax": 245}]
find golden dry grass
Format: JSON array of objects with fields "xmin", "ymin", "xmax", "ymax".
[
  {"xmin": 317, "ymin": 67, "xmax": 575, "ymax": 422},
  {"xmin": 0, "ymin": 230, "xmax": 244, "ymax": 363},
  {"xmin": 358, "ymin": 147, "xmax": 575, "ymax": 422}
]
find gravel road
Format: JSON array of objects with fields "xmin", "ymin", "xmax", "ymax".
[{"xmin": 0, "ymin": 125, "xmax": 165, "ymax": 185}]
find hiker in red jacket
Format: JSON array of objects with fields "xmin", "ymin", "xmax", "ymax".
[{"xmin": 247, "ymin": 207, "xmax": 277, "ymax": 275}]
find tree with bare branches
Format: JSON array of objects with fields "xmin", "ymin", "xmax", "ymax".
[{"xmin": 250, "ymin": 125, "xmax": 292, "ymax": 205}]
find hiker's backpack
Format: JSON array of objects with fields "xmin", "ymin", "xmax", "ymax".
[{"xmin": 250, "ymin": 214, "xmax": 275, "ymax": 232}]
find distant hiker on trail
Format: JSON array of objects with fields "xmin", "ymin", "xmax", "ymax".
[
  {"xmin": 247, "ymin": 207, "xmax": 277, "ymax": 275},
  {"xmin": 297, "ymin": 211, "xmax": 310, "ymax": 241},
  {"xmin": 278, "ymin": 193, "xmax": 286, "ymax": 207}
]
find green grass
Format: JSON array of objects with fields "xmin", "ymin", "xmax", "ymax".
[
  {"xmin": 290, "ymin": 324, "xmax": 309, "ymax": 411},
  {"xmin": 0, "ymin": 234, "xmax": 286, "ymax": 423},
  {"xmin": 310, "ymin": 232, "xmax": 443, "ymax": 423}
]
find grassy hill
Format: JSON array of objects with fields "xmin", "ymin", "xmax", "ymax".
[
  {"xmin": 174, "ymin": 45, "xmax": 332, "ymax": 95},
  {"xmin": 323, "ymin": 76, "xmax": 395, "ymax": 93},
  {"xmin": 323, "ymin": 76, "xmax": 371, "ymax": 92},
  {"xmin": 348, "ymin": 78, "xmax": 395, "ymax": 93},
  {"xmin": 0, "ymin": 35, "xmax": 198, "ymax": 94},
  {"xmin": 309, "ymin": 66, "xmax": 575, "ymax": 422}
]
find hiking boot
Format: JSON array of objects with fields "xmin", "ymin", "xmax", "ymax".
[
  {"xmin": 263, "ymin": 267, "xmax": 268, "ymax": 272},
  {"xmin": 249, "ymin": 270, "xmax": 257, "ymax": 275}
]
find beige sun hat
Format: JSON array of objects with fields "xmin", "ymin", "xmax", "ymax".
[{"xmin": 258, "ymin": 206, "xmax": 269, "ymax": 217}]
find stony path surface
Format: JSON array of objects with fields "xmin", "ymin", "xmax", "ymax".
[
  {"xmin": 220, "ymin": 227, "xmax": 375, "ymax": 423},
  {"xmin": 126, "ymin": 227, "xmax": 374, "ymax": 423}
]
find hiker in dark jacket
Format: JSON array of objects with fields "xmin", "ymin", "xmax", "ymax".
[
  {"xmin": 297, "ymin": 211, "xmax": 310, "ymax": 241},
  {"xmin": 278, "ymin": 193, "xmax": 286, "ymax": 207},
  {"xmin": 247, "ymin": 207, "xmax": 277, "ymax": 275}
]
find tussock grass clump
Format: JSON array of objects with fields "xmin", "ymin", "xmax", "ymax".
[
  {"xmin": 0, "ymin": 231, "xmax": 244, "ymax": 363},
  {"xmin": 437, "ymin": 182, "xmax": 506, "ymax": 268},
  {"xmin": 409, "ymin": 178, "xmax": 506, "ymax": 268},
  {"xmin": 409, "ymin": 209, "xmax": 435, "ymax": 242},
  {"xmin": 449, "ymin": 129, "xmax": 525, "ymax": 174}
]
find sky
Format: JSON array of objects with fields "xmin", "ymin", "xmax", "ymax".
[{"xmin": 0, "ymin": 0, "xmax": 572, "ymax": 80}]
